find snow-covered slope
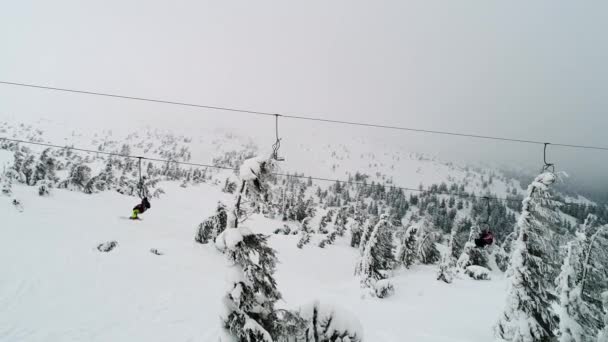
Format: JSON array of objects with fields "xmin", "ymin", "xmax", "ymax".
[{"xmin": 0, "ymin": 182, "xmax": 505, "ymax": 342}]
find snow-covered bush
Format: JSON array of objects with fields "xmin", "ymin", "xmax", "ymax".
[
  {"xmin": 1, "ymin": 175, "xmax": 12, "ymax": 196},
  {"xmin": 373, "ymin": 279, "xmax": 395, "ymax": 298},
  {"xmin": 97, "ymin": 241, "xmax": 118, "ymax": 252},
  {"xmin": 297, "ymin": 217, "xmax": 312, "ymax": 249},
  {"xmin": 195, "ymin": 202, "xmax": 228, "ymax": 244},
  {"xmin": 464, "ymin": 265, "xmax": 491, "ymax": 281},
  {"xmin": 37, "ymin": 180, "xmax": 52, "ymax": 196},
  {"xmin": 273, "ymin": 225, "xmax": 291, "ymax": 235},
  {"xmin": 495, "ymin": 172, "xmax": 561, "ymax": 342},
  {"xmin": 298, "ymin": 301, "xmax": 363, "ymax": 342},
  {"xmin": 319, "ymin": 231, "xmax": 338, "ymax": 248}
]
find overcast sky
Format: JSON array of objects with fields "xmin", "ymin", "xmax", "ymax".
[{"xmin": 1, "ymin": 1, "xmax": 607, "ymax": 192}]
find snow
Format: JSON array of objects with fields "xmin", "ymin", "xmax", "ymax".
[
  {"xmin": 239, "ymin": 157, "xmax": 264, "ymax": 181},
  {"xmin": 0, "ymin": 182, "xmax": 508, "ymax": 341},
  {"xmin": 215, "ymin": 227, "xmax": 253, "ymax": 252}
]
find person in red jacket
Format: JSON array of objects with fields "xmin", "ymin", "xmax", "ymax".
[
  {"xmin": 130, "ymin": 197, "xmax": 151, "ymax": 220},
  {"xmin": 475, "ymin": 230, "xmax": 494, "ymax": 248}
]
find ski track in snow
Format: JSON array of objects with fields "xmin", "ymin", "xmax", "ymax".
[{"xmin": 0, "ymin": 181, "xmax": 507, "ymax": 342}]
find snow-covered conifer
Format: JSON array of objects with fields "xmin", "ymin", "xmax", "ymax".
[
  {"xmin": 216, "ymin": 156, "xmax": 282, "ymax": 341},
  {"xmin": 598, "ymin": 292, "xmax": 608, "ymax": 342},
  {"xmin": 398, "ymin": 224, "xmax": 418, "ymax": 268},
  {"xmin": 416, "ymin": 218, "xmax": 441, "ymax": 265},
  {"xmin": 358, "ymin": 216, "xmax": 378, "ymax": 255},
  {"xmin": 319, "ymin": 231, "xmax": 338, "ymax": 248},
  {"xmin": 297, "ymin": 217, "xmax": 312, "ymax": 249},
  {"xmin": 298, "ymin": 301, "xmax": 363, "ymax": 342},
  {"xmin": 31, "ymin": 148, "xmax": 57, "ymax": 186},
  {"xmin": 556, "ymin": 215, "xmax": 608, "ymax": 342},
  {"xmin": 437, "ymin": 222, "xmax": 459, "ymax": 283},
  {"xmin": 195, "ymin": 202, "xmax": 228, "ymax": 244},
  {"xmin": 355, "ymin": 215, "xmax": 395, "ymax": 288},
  {"xmin": 495, "ymin": 172, "xmax": 561, "ymax": 342},
  {"xmin": 456, "ymin": 222, "xmax": 489, "ymax": 270},
  {"xmin": 216, "ymin": 228, "xmax": 280, "ymax": 341}
]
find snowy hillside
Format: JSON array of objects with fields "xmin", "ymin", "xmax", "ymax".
[
  {"xmin": 1, "ymin": 120, "xmax": 607, "ymax": 342},
  {"xmin": 1, "ymin": 182, "xmax": 504, "ymax": 342}
]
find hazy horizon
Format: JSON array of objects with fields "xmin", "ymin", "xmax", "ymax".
[{"xmin": 1, "ymin": 0, "xmax": 607, "ymax": 197}]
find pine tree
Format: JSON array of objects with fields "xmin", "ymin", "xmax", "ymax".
[
  {"xmin": 556, "ymin": 237, "xmax": 598, "ymax": 342},
  {"xmin": 416, "ymin": 218, "xmax": 441, "ymax": 265},
  {"xmin": 355, "ymin": 215, "xmax": 395, "ymax": 288},
  {"xmin": 556, "ymin": 215, "xmax": 608, "ymax": 342},
  {"xmin": 358, "ymin": 216, "xmax": 379, "ymax": 255},
  {"xmin": 350, "ymin": 216, "xmax": 363, "ymax": 248},
  {"xmin": 215, "ymin": 156, "xmax": 282, "ymax": 341},
  {"xmin": 598, "ymin": 292, "xmax": 608, "ymax": 342},
  {"xmin": 456, "ymin": 222, "xmax": 489, "ymax": 270},
  {"xmin": 195, "ymin": 202, "xmax": 228, "ymax": 244},
  {"xmin": 398, "ymin": 224, "xmax": 418, "ymax": 269},
  {"xmin": 31, "ymin": 148, "xmax": 57, "ymax": 186},
  {"xmin": 437, "ymin": 221, "xmax": 459, "ymax": 283},
  {"xmin": 299, "ymin": 301, "xmax": 362, "ymax": 342},
  {"xmin": 495, "ymin": 172, "xmax": 561, "ymax": 342},
  {"xmin": 318, "ymin": 231, "xmax": 337, "ymax": 248},
  {"xmin": 334, "ymin": 208, "xmax": 347, "ymax": 236},
  {"xmin": 217, "ymin": 229, "xmax": 280, "ymax": 342},
  {"xmin": 297, "ymin": 218, "xmax": 312, "ymax": 249}
]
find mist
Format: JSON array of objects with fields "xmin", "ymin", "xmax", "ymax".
[{"xmin": 1, "ymin": 0, "xmax": 607, "ymax": 198}]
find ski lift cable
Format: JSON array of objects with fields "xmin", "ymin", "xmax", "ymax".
[
  {"xmin": 0, "ymin": 135, "xmax": 585, "ymax": 207},
  {"xmin": 1, "ymin": 80, "xmax": 608, "ymax": 152}
]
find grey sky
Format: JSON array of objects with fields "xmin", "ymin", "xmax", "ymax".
[{"xmin": 1, "ymin": 1, "xmax": 607, "ymax": 193}]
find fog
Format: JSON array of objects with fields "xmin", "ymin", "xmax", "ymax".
[{"xmin": 1, "ymin": 1, "xmax": 607, "ymax": 197}]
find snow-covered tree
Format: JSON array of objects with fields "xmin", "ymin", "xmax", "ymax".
[
  {"xmin": 598, "ymin": 292, "xmax": 608, "ymax": 342},
  {"xmin": 58, "ymin": 163, "xmax": 92, "ymax": 192},
  {"xmin": 556, "ymin": 215, "xmax": 608, "ymax": 342},
  {"xmin": 215, "ymin": 156, "xmax": 282, "ymax": 341},
  {"xmin": 397, "ymin": 224, "xmax": 418, "ymax": 269},
  {"xmin": 195, "ymin": 202, "xmax": 228, "ymax": 244},
  {"xmin": 456, "ymin": 222, "xmax": 489, "ymax": 270},
  {"xmin": 297, "ymin": 217, "xmax": 312, "ymax": 249},
  {"xmin": 349, "ymin": 213, "xmax": 364, "ymax": 248},
  {"xmin": 495, "ymin": 172, "xmax": 561, "ymax": 342},
  {"xmin": 297, "ymin": 301, "xmax": 363, "ymax": 342},
  {"xmin": 416, "ymin": 218, "xmax": 441, "ymax": 265},
  {"xmin": 358, "ymin": 216, "xmax": 379, "ymax": 255},
  {"xmin": 355, "ymin": 214, "xmax": 395, "ymax": 289},
  {"xmin": 31, "ymin": 148, "xmax": 57, "ymax": 186},
  {"xmin": 437, "ymin": 222, "xmax": 459, "ymax": 283},
  {"xmin": 216, "ymin": 228, "xmax": 280, "ymax": 342},
  {"xmin": 334, "ymin": 208, "xmax": 347, "ymax": 236},
  {"xmin": 319, "ymin": 231, "xmax": 338, "ymax": 248}
]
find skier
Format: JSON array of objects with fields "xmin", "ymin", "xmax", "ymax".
[{"xmin": 130, "ymin": 197, "xmax": 151, "ymax": 220}]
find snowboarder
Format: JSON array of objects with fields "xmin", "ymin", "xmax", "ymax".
[
  {"xmin": 130, "ymin": 197, "xmax": 151, "ymax": 220},
  {"xmin": 475, "ymin": 230, "xmax": 494, "ymax": 248}
]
